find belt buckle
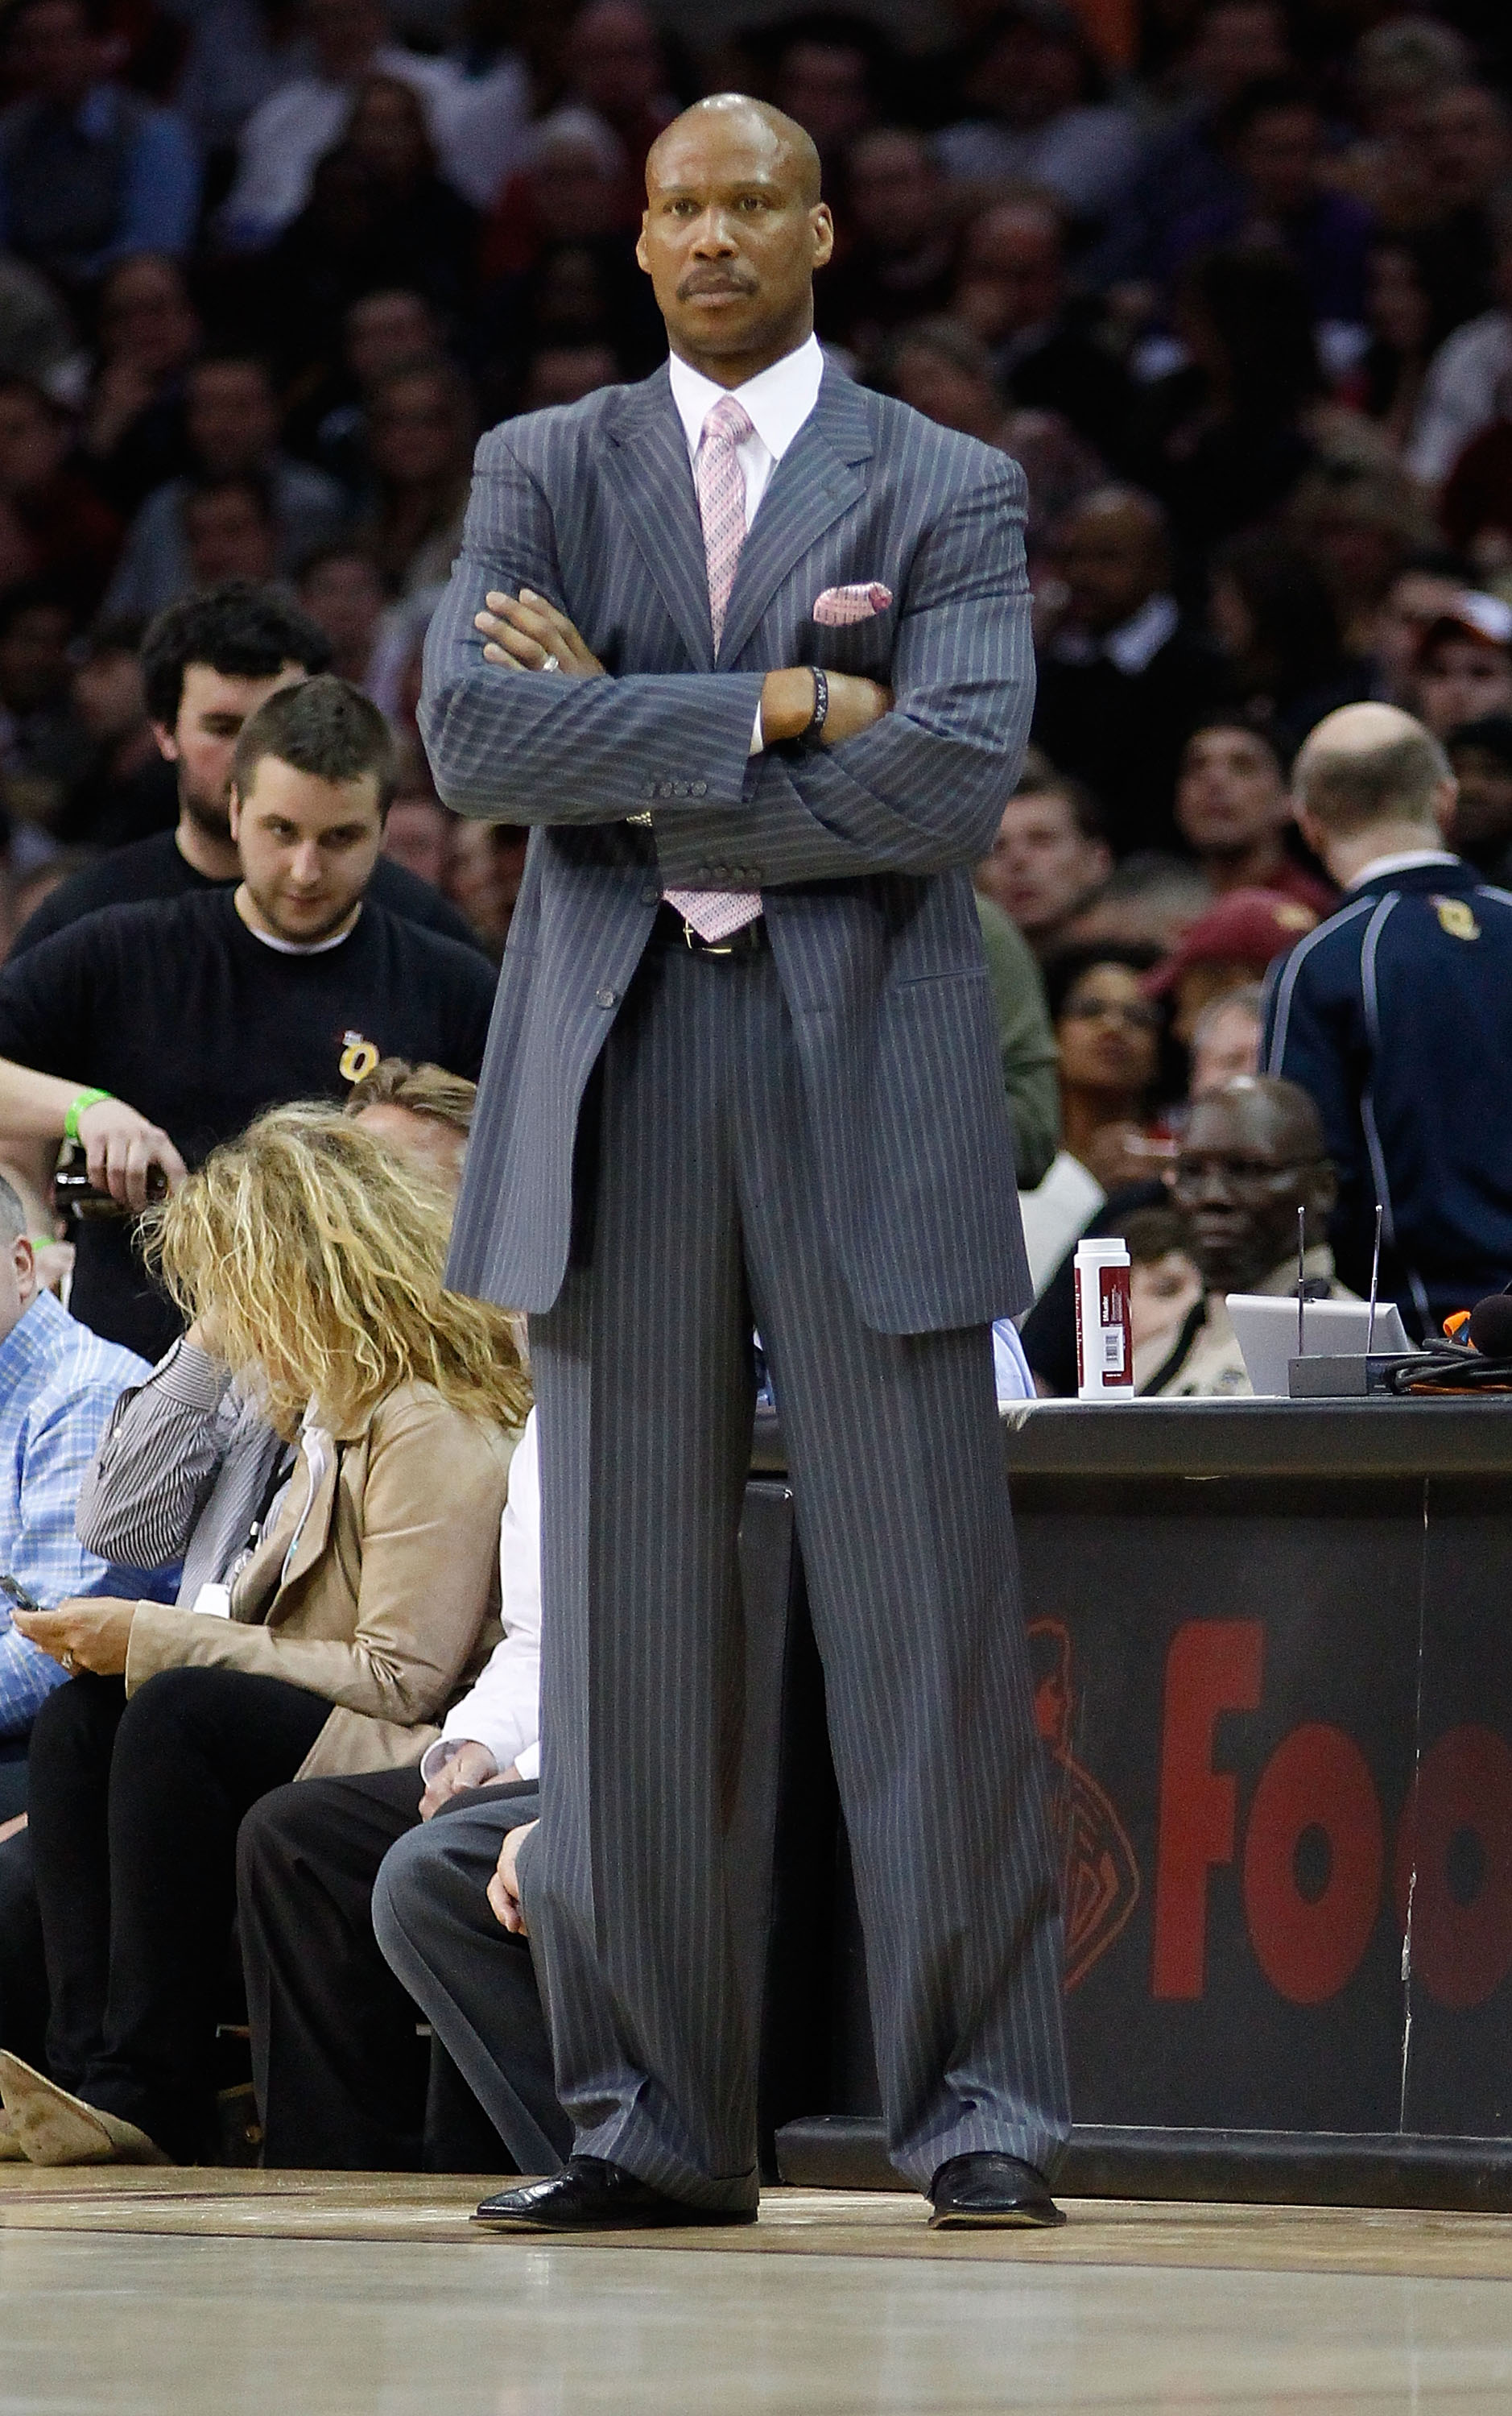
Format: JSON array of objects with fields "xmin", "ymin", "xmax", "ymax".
[{"xmin": 681, "ymin": 918, "xmax": 735, "ymax": 957}]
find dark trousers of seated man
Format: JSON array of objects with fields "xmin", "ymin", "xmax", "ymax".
[
  {"xmin": 27, "ymin": 1665, "xmax": 336, "ymax": 2162},
  {"xmin": 238, "ymin": 1769, "xmax": 568, "ymax": 2173}
]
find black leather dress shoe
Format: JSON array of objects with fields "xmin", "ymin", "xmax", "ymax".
[
  {"xmin": 928, "ymin": 2152, "xmax": 1065, "ymax": 2229},
  {"xmin": 473, "ymin": 2155, "xmax": 758, "ymax": 2232}
]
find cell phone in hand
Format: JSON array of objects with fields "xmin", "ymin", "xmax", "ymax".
[
  {"xmin": 53, "ymin": 1140, "xmax": 167, "ymax": 1223},
  {"xmin": 0, "ymin": 1574, "xmax": 43, "ymax": 1617}
]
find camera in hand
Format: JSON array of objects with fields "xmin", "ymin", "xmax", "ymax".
[{"xmin": 53, "ymin": 1140, "xmax": 167, "ymax": 1222}]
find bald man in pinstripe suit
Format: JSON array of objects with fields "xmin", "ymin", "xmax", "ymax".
[{"xmin": 420, "ymin": 93, "xmax": 1069, "ymax": 2232}]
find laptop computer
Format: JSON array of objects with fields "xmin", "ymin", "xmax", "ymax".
[{"xmin": 1226, "ymin": 1294, "xmax": 1412, "ymax": 1399}]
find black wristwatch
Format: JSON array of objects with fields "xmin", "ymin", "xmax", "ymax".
[{"xmin": 801, "ymin": 667, "xmax": 829, "ymax": 746}]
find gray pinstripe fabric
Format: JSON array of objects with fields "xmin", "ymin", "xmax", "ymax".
[
  {"xmin": 423, "ymin": 362, "xmax": 1034, "ymax": 1333},
  {"xmin": 419, "ymin": 358, "xmax": 1068, "ymax": 2203},
  {"xmin": 528, "ymin": 943, "xmax": 1068, "ymax": 2207}
]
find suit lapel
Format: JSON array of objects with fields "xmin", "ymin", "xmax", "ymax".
[
  {"xmin": 601, "ymin": 367, "xmax": 714, "ymax": 670},
  {"xmin": 717, "ymin": 368, "xmax": 874, "ymax": 669}
]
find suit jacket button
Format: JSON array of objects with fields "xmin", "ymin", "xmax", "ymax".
[
  {"xmin": 692, "ymin": 780, "xmax": 708, "ymax": 796},
  {"xmin": 641, "ymin": 883, "xmax": 660, "ymax": 904},
  {"xmin": 710, "ymin": 864, "xmax": 729, "ymax": 880},
  {"xmin": 595, "ymin": 987, "xmax": 618, "ymax": 1009}
]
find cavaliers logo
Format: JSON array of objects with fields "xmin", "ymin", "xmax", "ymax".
[
  {"xmin": 339, "ymin": 1032, "xmax": 380, "ymax": 1083},
  {"xmin": 1431, "ymin": 896, "xmax": 1481, "ymax": 942},
  {"xmin": 1030, "ymin": 1620, "xmax": 1141, "ymax": 1990}
]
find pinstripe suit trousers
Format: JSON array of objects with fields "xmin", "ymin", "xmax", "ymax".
[{"xmin": 526, "ymin": 935, "xmax": 1070, "ymax": 2207}]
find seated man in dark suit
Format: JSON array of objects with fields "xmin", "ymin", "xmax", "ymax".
[
  {"xmin": 952, "ymin": 195, "xmax": 1134, "ymax": 465},
  {"xmin": 1032, "ymin": 485, "xmax": 1226, "ymax": 854}
]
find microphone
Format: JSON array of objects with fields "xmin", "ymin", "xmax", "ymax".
[{"xmin": 1468, "ymin": 1293, "xmax": 1512, "ymax": 1357}]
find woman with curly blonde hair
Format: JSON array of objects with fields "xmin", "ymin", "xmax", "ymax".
[{"xmin": 2, "ymin": 1106, "xmax": 527, "ymax": 2169}]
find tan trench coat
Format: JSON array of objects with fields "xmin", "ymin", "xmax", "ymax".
[{"xmin": 123, "ymin": 1380, "xmax": 515, "ymax": 1779}]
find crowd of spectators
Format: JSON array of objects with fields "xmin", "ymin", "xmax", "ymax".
[
  {"xmin": 0, "ymin": 0, "xmax": 1498, "ymax": 927},
  {"xmin": 0, "ymin": 0, "xmax": 1503, "ymax": 2172},
  {"xmin": 0, "ymin": 0, "xmax": 1499, "ymax": 1341}
]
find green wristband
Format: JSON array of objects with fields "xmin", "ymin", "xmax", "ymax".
[{"xmin": 64, "ymin": 1087, "xmax": 113, "ymax": 1144}]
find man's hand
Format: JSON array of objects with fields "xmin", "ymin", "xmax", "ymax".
[
  {"xmin": 75, "ymin": 1098, "xmax": 187, "ymax": 1211},
  {"xmin": 419, "ymin": 1737, "xmax": 498, "ymax": 1819},
  {"xmin": 759, "ymin": 669, "xmax": 892, "ymax": 747},
  {"xmin": 487, "ymin": 1817, "xmax": 537, "ymax": 1933},
  {"xmin": 474, "ymin": 591, "xmax": 605, "ymax": 677},
  {"xmin": 13, "ymin": 1598, "xmax": 136, "ymax": 1677}
]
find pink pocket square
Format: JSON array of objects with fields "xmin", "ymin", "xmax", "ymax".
[{"xmin": 812, "ymin": 581, "xmax": 894, "ymax": 626}]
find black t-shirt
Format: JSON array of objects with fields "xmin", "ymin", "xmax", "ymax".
[
  {"xmin": 10, "ymin": 827, "xmax": 485, "ymax": 959},
  {"xmin": 0, "ymin": 890, "xmax": 498, "ymax": 1359}
]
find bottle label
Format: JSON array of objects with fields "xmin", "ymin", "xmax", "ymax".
[{"xmin": 1100, "ymin": 1264, "xmax": 1133, "ymax": 1386}]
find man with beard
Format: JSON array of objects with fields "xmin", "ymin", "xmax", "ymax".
[
  {"xmin": 0, "ymin": 676, "xmax": 495, "ymax": 1358},
  {"xmin": 1142, "ymin": 1074, "xmax": 1352, "ymax": 1396},
  {"xmin": 9, "ymin": 581, "xmax": 479, "ymax": 958}
]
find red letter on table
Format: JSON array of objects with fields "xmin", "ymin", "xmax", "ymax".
[{"xmin": 1151, "ymin": 1620, "xmax": 1264, "ymax": 1999}]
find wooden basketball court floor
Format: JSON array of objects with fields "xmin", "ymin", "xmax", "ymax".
[{"xmin": 1, "ymin": 2171, "xmax": 1511, "ymax": 2411}]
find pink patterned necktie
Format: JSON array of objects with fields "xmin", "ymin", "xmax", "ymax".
[{"xmin": 664, "ymin": 392, "xmax": 763, "ymax": 944}]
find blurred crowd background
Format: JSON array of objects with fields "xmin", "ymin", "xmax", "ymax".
[{"xmin": 0, "ymin": 0, "xmax": 1507, "ymax": 971}]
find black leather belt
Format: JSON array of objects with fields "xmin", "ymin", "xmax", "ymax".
[{"xmin": 649, "ymin": 904, "xmax": 769, "ymax": 957}]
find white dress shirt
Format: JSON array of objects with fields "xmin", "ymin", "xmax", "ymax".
[
  {"xmin": 1406, "ymin": 308, "xmax": 1512, "ymax": 486},
  {"xmin": 1048, "ymin": 590, "xmax": 1179, "ymax": 676},
  {"xmin": 419, "ymin": 1409, "xmax": 541, "ymax": 1785},
  {"xmin": 1347, "ymin": 848, "xmax": 1460, "ymax": 890},
  {"xmin": 667, "ymin": 333, "xmax": 824, "ymax": 753},
  {"xmin": 219, "ymin": 47, "xmax": 454, "ymax": 247},
  {"xmin": 667, "ymin": 332, "xmax": 824, "ymax": 530}
]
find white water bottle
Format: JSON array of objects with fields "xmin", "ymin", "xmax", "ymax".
[{"xmin": 1075, "ymin": 1238, "xmax": 1134, "ymax": 1401}]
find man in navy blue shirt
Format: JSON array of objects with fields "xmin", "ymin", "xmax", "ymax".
[{"xmin": 1264, "ymin": 701, "xmax": 1512, "ymax": 1334}]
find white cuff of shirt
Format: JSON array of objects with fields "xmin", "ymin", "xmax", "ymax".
[
  {"xmin": 750, "ymin": 701, "xmax": 764, "ymax": 756},
  {"xmin": 418, "ymin": 1733, "xmax": 540, "ymax": 1785}
]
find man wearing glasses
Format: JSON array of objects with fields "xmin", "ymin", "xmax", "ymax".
[{"xmin": 1143, "ymin": 1074, "xmax": 1353, "ymax": 1396}]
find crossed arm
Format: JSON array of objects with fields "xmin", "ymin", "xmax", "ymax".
[
  {"xmin": 474, "ymin": 585, "xmax": 890, "ymax": 751},
  {"xmin": 419, "ymin": 437, "xmax": 1035, "ymax": 883}
]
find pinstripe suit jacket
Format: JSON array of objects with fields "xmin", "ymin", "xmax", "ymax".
[{"xmin": 422, "ymin": 360, "xmax": 1035, "ymax": 1334}]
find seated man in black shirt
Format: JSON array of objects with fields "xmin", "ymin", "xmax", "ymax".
[
  {"xmin": 0, "ymin": 677, "xmax": 497, "ymax": 1359},
  {"xmin": 10, "ymin": 581, "xmax": 480, "ymax": 960},
  {"xmin": 1031, "ymin": 486, "xmax": 1225, "ymax": 856}
]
